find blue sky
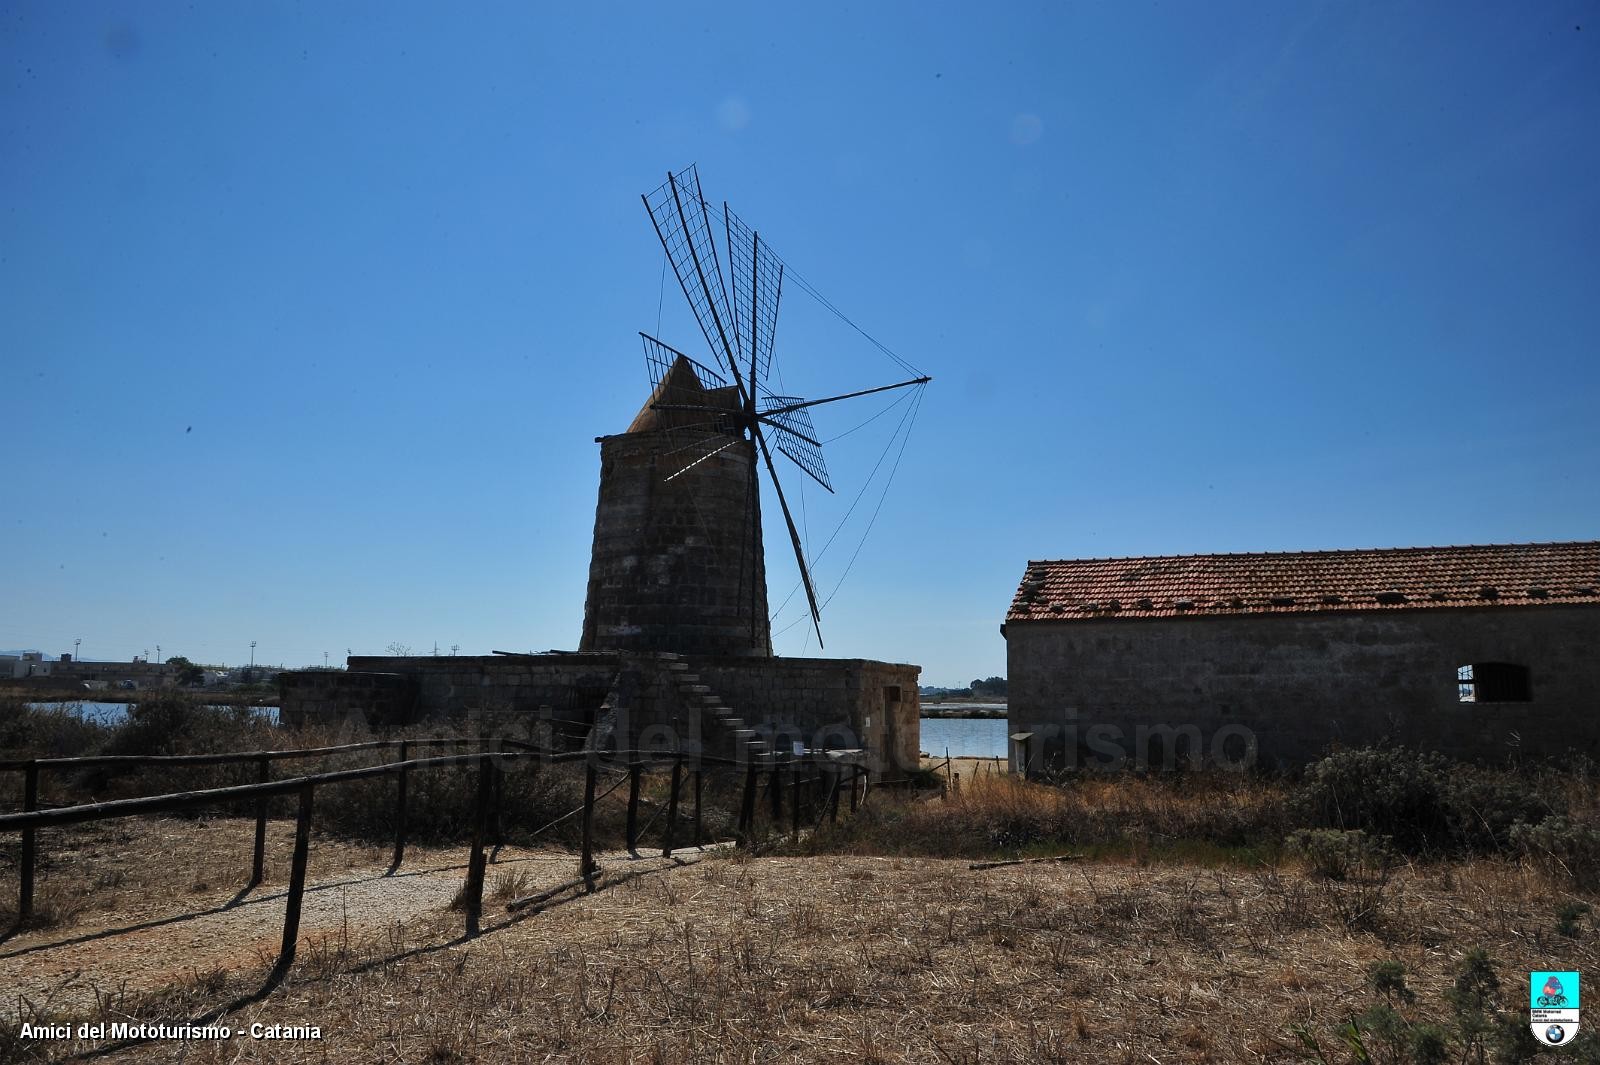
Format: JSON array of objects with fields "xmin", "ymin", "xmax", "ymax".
[{"xmin": 3, "ymin": 2, "xmax": 1596, "ymax": 686}]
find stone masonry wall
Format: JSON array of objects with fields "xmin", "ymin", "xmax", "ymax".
[
  {"xmin": 696, "ymin": 656, "xmax": 922, "ymax": 774},
  {"xmin": 281, "ymin": 653, "xmax": 920, "ymax": 774},
  {"xmin": 1007, "ymin": 604, "xmax": 1600, "ymax": 770},
  {"xmin": 580, "ymin": 430, "xmax": 771, "ymax": 658}
]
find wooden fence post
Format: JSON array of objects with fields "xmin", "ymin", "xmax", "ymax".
[
  {"xmin": 849, "ymin": 765, "xmax": 860, "ymax": 813},
  {"xmin": 464, "ymin": 753, "xmax": 491, "ymax": 936},
  {"xmin": 269, "ymin": 783, "xmax": 315, "ymax": 985},
  {"xmin": 625, "ymin": 762, "xmax": 643, "ymax": 853},
  {"xmin": 828, "ymin": 766, "xmax": 841, "ymax": 823},
  {"xmin": 663, "ymin": 754, "xmax": 682, "ymax": 857},
  {"xmin": 580, "ymin": 758, "xmax": 598, "ymax": 888},
  {"xmin": 791, "ymin": 760, "xmax": 802, "ymax": 837},
  {"xmin": 19, "ymin": 761, "xmax": 38, "ymax": 922},
  {"xmin": 738, "ymin": 761, "xmax": 757, "ymax": 845},
  {"xmin": 692, "ymin": 766, "xmax": 703, "ymax": 848},
  {"xmin": 391, "ymin": 740, "xmax": 409, "ymax": 873},
  {"xmin": 249, "ymin": 755, "xmax": 270, "ymax": 888},
  {"xmin": 490, "ymin": 738, "xmax": 505, "ymax": 862}
]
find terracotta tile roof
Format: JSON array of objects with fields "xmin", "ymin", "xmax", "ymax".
[{"xmin": 1007, "ymin": 541, "xmax": 1600, "ymax": 623}]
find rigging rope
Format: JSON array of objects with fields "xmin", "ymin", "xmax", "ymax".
[
  {"xmin": 769, "ymin": 381, "xmax": 927, "ymax": 634},
  {"xmin": 821, "ymin": 383, "xmax": 925, "ymax": 609},
  {"xmin": 824, "ymin": 387, "xmax": 915, "ymax": 445},
  {"xmin": 782, "ymin": 264, "xmax": 925, "ymax": 380},
  {"xmin": 655, "ymin": 248, "xmax": 668, "ymax": 338}
]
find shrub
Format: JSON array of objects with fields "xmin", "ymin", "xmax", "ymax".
[
  {"xmin": 1438, "ymin": 772, "xmax": 1556, "ymax": 852},
  {"xmin": 0, "ymin": 698, "xmax": 109, "ymax": 762},
  {"xmin": 1511, "ymin": 816, "xmax": 1600, "ymax": 891},
  {"xmin": 1290, "ymin": 748, "xmax": 1455, "ymax": 853},
  {"xmin": 1291, "ymin": 746, "xmax": 1562, "ymax": 857},
  {"xmin": 1286, "ymin": 828, "xmax": 1394, "ymax": 881},
  {"xmin": 102, "ymin": 696, "xmax": 280, "ymax": 758},
  {"xmin": 1297, "ymin": 952, "xmax": 1539, "ymax": 1065}
]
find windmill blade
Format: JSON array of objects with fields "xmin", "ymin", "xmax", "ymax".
[
  {"xmin": 725, "ymin": 205, "xmax": 783, "ymax": 393},
  {"xmin": 758, "ymin": 396, "xmax": 833, "ymax": 493},
  {"xmin": 642, "ymin": 167, "xmax": 743, "ymax": 388},
  {"xmin": 643, "ymin": 332, "xmax": 726, "ymax": 396},
  {"xmin": 750, "ymin": 420, "xmax": 825, "ymax": 649}
]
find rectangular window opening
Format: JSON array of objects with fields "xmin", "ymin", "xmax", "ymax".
[{"xmin": 1457, "ymin": 662, "xmax": 1531, "ymax": 703}]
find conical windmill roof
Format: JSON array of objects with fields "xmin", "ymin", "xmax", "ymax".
[{"xmin": 625, "ymin": 355, "xmax": 740, "ymax": 434}]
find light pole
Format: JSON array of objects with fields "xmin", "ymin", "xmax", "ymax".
[
  {"xmin": 451, "ymin": 644, "xmax": 459, "ymax": 656},
  {"xmin": 323, "ymin": 651, "xmax": 329, "ymax": 668},
  {"xmin": 74, "ymin": 638, "xmax": 80, "ymax": 661},
  {"xmin": 250, "ymin": 641, "xmax": 256, "ymax": 669}
]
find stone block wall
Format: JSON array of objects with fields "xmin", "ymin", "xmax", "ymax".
[
  {"xmin": 696, "ymin": 656, "xmax": 922, "ymax": 774},
  {"xmin": 280, "ymin": 652, "xmax": 922, "ymax": 776},
  {"xmin": 580, "ymin": 430, "xmax": 771, "ymax": 658},
  {"xmin": 277, "ymin": 671, "xmax": 417, "ymax": 729},
  {"xmin": 1006, "ymin": 604, "xmax": 1600, "ymax": 770}
]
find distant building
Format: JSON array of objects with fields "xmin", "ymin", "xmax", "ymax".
[
  {"xmin": 2, "ymin": 652, "xmax": 52, "ymax": 680},
  {"xmin": 1004, "ymin": 541, "xmax": 1600, "ymax": 771},
  {"xmin": 50, "ymin": 654, "xmax": 175, "ymax": 690}
]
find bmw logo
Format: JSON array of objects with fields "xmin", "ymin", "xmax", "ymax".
[{"xmin": 1546, "ymin": 1025, "xmax": 1567, "ymax": 1044}]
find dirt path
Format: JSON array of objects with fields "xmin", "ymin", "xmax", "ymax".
[{"xmin": 1, "ymin": 818, "xmax": 705, "ymax": 1018}]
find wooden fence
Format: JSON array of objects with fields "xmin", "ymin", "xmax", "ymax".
[{"xmin": 0, "ymin": 742, "xmax": 867, "ymax": 986}]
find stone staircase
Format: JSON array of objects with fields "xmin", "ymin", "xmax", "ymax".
[{"xmin": 656, "ymin": 653, "xmax": 769, "ymax": 762}]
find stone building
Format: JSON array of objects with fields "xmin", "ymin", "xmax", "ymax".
[
  {"xmin": 280, "ymin": 361, "xmax": 921, "ymax": 775},
  {"xmin": 1004, "ymin": 541, "xmax": 1600, "ymax": 771}
]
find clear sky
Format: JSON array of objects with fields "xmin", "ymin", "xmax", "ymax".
[{"xmin": 3, "ymin": 2, "xmax": 1597, "ymax": 687}]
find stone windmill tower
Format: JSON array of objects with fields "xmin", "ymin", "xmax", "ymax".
[
  {"xmin": 580, "ymin": 353, "xmax": 772, "ymax": 657},
  {"xmin": 579, "ymin": 166, "xmax": 929, "ymax": 661}
]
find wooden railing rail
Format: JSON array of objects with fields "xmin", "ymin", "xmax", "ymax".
[{"xmin": 1, "ymin": 741, "xmax": 870, "ymax": 989}]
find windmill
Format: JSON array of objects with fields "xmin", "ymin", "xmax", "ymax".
[{"xmin": 637, "ymin": 165, "xmax": 930, "ymax": 649}]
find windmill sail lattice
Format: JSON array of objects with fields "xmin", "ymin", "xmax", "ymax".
[{"xmin": 639, "ymin": 165, "xmax": 931, "ymax": 649}]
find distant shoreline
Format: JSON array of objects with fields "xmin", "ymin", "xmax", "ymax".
[
  {"xmin": 920, "ymin": 704, "xmax": 1007, "ymax": 719},
  {"xmin": 7, "ymin": 687, "xmax": 281, "ymax": 708}
]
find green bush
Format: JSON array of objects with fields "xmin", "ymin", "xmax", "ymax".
[
  {"xmin": 1286, "ymin": 828, "xmax": 1395, "ymax": 880},
  {"xmin": 0, "ymin": 698, "xmax": 109, "ymax": 761},
  {"xmin": 1290, "ymin": 747, "xmax": 1561, "ymax": 857},
  {"xmin": 1511, "ymin": 816, "xmax": 1600, "ymax": 891},
  {"xmin": 1296, "ymin": 953, "xmax": 1539, "ymax": 1064},
  {"xmin": 102, "ymin": 696, "xmax": 280, "ymax": 758}
]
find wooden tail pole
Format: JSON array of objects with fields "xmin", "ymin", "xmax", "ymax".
[
  {"xmin": 391, "ymin": 740, "xmax": 409, "ymax": 873},
  {"xmin": 770, "ymin": 760, "xmax": 782, "ymax": 823},
  {"xmin": 464, "ymin": 753, "xmax": 491, "ymax": 936},
  {"xmin": 249, "ymin": 755, "xmax": 270, "ymax": 888},
  {"xmin": 828, "ymin": 766, "xmax": 841, "ymax": 823},
  {"xmin": 269, "ymin": 783, "xmax": 315, "ymax": 985},
  {"xmin": 663, "ymin": 754, "xmax": 682, "ymax": 858},
  {"xmin": 19, "ymin": 761, "xmax": 38, "ymax": 922}
]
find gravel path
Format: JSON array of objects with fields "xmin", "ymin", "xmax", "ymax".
[{"xmin": 2, "ymin": 820, "xmax": 704, "ymax": 1018}]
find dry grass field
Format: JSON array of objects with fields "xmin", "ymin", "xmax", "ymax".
[
  {"xmin": 3, "ymin": 699, "xmax": 1598, "ymax": 1062},
  {"xmin": 0, "ymin": 787, "xmax": 1595, "ymax": 1062}
]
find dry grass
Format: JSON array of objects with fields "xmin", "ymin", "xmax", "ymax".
[
  {"xmin": 814, "ymin": 766, "xmax": 1291, "ymax": 866},
  {"xmin": 5, "ymin": 709, "xmax": 1599, "ymax": 1061},
  {"xmin": 3, "ymin": 841, "xmax": 1594, "ymax": 1063}
]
